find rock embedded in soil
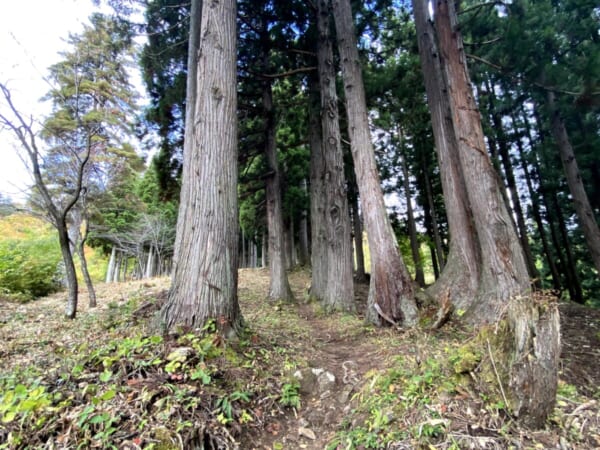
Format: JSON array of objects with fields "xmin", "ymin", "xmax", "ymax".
[{"xmin": 293, "ymin": 368, "xmax": 336, "ymax": 397}]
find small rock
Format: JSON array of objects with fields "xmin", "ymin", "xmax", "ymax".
[
  {"xmin": 298, "ymin": 426, "xmax": 316, "ymax": 440},
  {"xmin": 293, "ymin": 368, "xmax": 318, "ymax": 395},
  {"xmin": 316, "ymin": 370, "xmax": 335, "ymax": 392},
  {"xmin": 337, "ymin": 385, "xmax": 354, "ymax": 404},
  {"xmin": 294, "ymin": 367, "xmax": 336, "ymax": 396}
]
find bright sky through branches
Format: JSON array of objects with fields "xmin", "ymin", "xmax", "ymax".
[{"xmin": 0, "ymin": 0, "xmax": 114, "ymax": 201}]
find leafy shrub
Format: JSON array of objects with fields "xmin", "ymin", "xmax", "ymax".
[{"xmin": 0, "ymin": 237, "xmax": 62, "ymax": 301}]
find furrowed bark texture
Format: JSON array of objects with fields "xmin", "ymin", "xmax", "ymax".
[
  {"xmin": 435, "ymin": 0, "xmax": 529, "ymax": 321},
  {"xmin": 332, "ymin": 0, "xmax": 417, "ymax": 326},
  {"xmin": 315, "ymin": 0, "xmax": 354, "ymax": 311},
  {"xmin": 309, "ymin": 76, "xmax": 328, "ymax": 301},
  {"xmin": 413, "ymin": 0, "xmax": 480, "ymax": 312},
  {"xmin": 507, "ymin": 296, "xmax": 560, "ymax": 428},
  {"xmin": 161, "ymin": 0, "xmax": 242, "ymax": 334}
]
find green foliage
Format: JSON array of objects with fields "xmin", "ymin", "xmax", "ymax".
[
  {"xmin": 279, "ymin": 381, "xmax": 300, "ymax": 409},
  {"xmin": 331, "ymin": 355, "xmax": 450, "ymax": 449},
  {"xmin": 0, "ymin": 236, "xmax": 61, "ymax": 300}
]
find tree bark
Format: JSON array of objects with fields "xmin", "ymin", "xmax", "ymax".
[
  {"xmin": 422, "ymin": 164, "xmax": 445, "ymax": 273},
  {"xmin": 77, "ymin": 218, "xmax": 96, "ymax": 307},
  {"xmin": 506, "ymin": 296, "xmax": 561, "ymax": 428},
  {"xmin": 309, "ymin": 75, "xmax": 328, "ymax": 300},
  {"xmin": 263, "ymin": 77, "xmax": 294, "ymax": 301},
  {"xmin": 314, "ymin": 0, "xmax": 355, "ymax": 311},
  {"xmin": 399, "ymin": 142, "xmax": 425, "ymax": 287},
  {"xmin": 161, "ymin": 0, "xmax": 242, "ymax": 335},
  {"xmin": 434, "ymin": 0, "xmax": 530, "ymax": 321},
  {"xmin": 483, "ymin": 81, "xmax": 540, "ymax": 286},
  {"xmin": 349, "ymin": 180, "xmax": 367, "ymax": 282},
  {"xmin": 546, "ymin": 90, "xmax": 600, "ymax": 274},
  {"xmin": 514, "ymin": 131, "xmax": 560, "ymax": 290},
  {"xmin": 106, "ymin": 246, "xmax": 116, "ymax": 283},
  {"xmin": 332, "ymin": 0, "xmax": 417, "ymax": 326},
  {"xmin": 297, "ymin": 179, "xmax": 310, "ymax": 266},
  {"xmin": 57, "ymin": 219, "xmax": 79, "ymax": 318},
  {"xmin": 413, "ymin": 0, "xmax": 480, "ymax": 312},
  {"xmin": 531, "ymin": 107, "xmax": 584, "ymax": 301}
]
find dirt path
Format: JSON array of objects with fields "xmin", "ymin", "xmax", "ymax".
[
  {"xmin": 239, "ymin": 271, "xmax": 600, "ymax": 450},
  {"xmin": 1, "ymin": 270, "xmax": 599, "ymax": 449}
]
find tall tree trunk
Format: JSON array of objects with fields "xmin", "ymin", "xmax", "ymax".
[
  {"xmin": 250, "ymin": 238, "xmax": 257, "ymax": 268},
  {"xmin": 552, "ymin": 193, "xmax": 585, "ymax": 303},
  {"xmin": 514, "ymin": 121, "xmax": 561, "ymax": 290},
  {"xmin": 242, "ymin": 233, "xmax": 248, "ymax": 268},
  {"xmin": 399, "ymin": 141, "xmax": 425, "ymax": 287},
  {"xmin": 413, "ymin": 0, "xmax": 480, "ymax": 312},
  {"xmin": 113, "ymin": 251, "xmax": 122, "ymax": 283},
  {"xmin": 531, "ymin": 107, "xmax": 584, "ymax": 301},
  {"xmin": 428, "ymin": 243, "xmax": 440, "ymax": 280},
  {"xmin": 58, "ymin": 220, "xmax": 78, "ymax": 319},
  {"xmin": 161, "ymin": 0, "xmax": 242, "ymax": 335},
  {"xmin": 145, "ymin": 246, "xmax": 154, "ymax": 278},
  {"xmin": 289, "ymin": 218, "xmax": 297, "ymax": 268},
  {"xmin": 77, "ymin": 218, "xmax": 96, "ymax": 307},
  {"xmin": 263, "ymin": 75, "xmax": 293, "ymax": 302},
  {"xmin": 422, "ymin": 164, "xmax": 445, "ymax": 272},
  {"xmin": 332, "ymin": 0, "xmax": 417, "ymax": 326},
  {"xmin": 309, "ymin": 75, "xmax": 328, "ymax": 300},
  {"xmin": 106, "ymin": 246, "xmax": 116, "ymax": 283},
  {"xmin": 546, "ymin": 90, "xmax": 600, "ymax": 274},
  {"xmin": 349, "ymin": 181, "xmax": 367, "ymax": 282},
  {"xmin": 434, "ymin": 0, "xmax": 530, "ymax": 321},
  {"xmin": 261, "ymin": 230, "xmax": 267, "ymax": 268},
  {"xmin": 314, "ymin": 0, "xmax": 354, "ymax": 311},
  {"xmin": 298, "ymin": 179, "xmax": 310, "ymax": 266},
  {"xmin": 483, "ymin": 80, "xmax": 540, "ymax": 285}
]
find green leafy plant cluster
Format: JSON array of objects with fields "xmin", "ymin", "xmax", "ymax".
[
  {"xmin": 0, "ymin": 305, "xmax": 285, "ymax": 449},
  {"xmin": 328, "ymin": 356, "xmax": 452, "ymax": 449},
  {"xmin": 0, "ymin": 237, "xmax": 62, "ymax": 301},
  {"xmin": 279, "ymin": 381, "xmax": 300, "ymax": 409}
]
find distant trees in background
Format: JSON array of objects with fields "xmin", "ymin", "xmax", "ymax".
[
  {"xmin": 1, "ymin": 0, "xmax": 598, "ymax": 322},
  {"xmin": 135, "ymin": 0, "xmax": 599, "ymax": 324},
  {"xmin": 0, "ymin": 13, "xmax": 140, "ymax": 316}
]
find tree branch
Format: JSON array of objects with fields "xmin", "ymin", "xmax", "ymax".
[
  {"xmin": 466, "ymin": 53, "xmax": 598, "ymax": 97},
  {"xmin": 247, "ymin": 66, "xmax": 317, "ymax": 80}
]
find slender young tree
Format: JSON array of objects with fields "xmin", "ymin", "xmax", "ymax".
[
  {"xmin": 160, "ymin": 0, "xmax": 242, "ymax": 335},
  {"xmin": 0, "ymin": 14, "xmax": 137, "ymax": 318},
  {"xmin": 332, "ymin": 0, "xmax": 418, "ymax": 326},
  {"xmin": 0, "ymin": 84, "xmax": 89, "ymax": 319}
]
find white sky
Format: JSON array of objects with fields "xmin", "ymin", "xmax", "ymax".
[{"xmin": 0, "ymin": 0, "xmax": 144, "ymax": 202}]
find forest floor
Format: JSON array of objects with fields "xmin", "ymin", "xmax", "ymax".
[{"xmin": 0, "ymin": 268, "xmax": 599, "ymax": 449}]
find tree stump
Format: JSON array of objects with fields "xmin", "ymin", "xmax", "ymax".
[{"xmin": 506, "ymin": 293, "xmax": 561, "ymax": 428}]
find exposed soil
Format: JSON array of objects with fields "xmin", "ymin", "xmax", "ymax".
[
  {"xmin": 1, "ymin": 270, "xmax": 599, "ymax": 449},
  {"xmin": 558, "ymin": 302, "xmax": 600, "ymax": 397},
  {"xmin": 236, "ymin": 271, "xmax": 600, "ymax": 449}
]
